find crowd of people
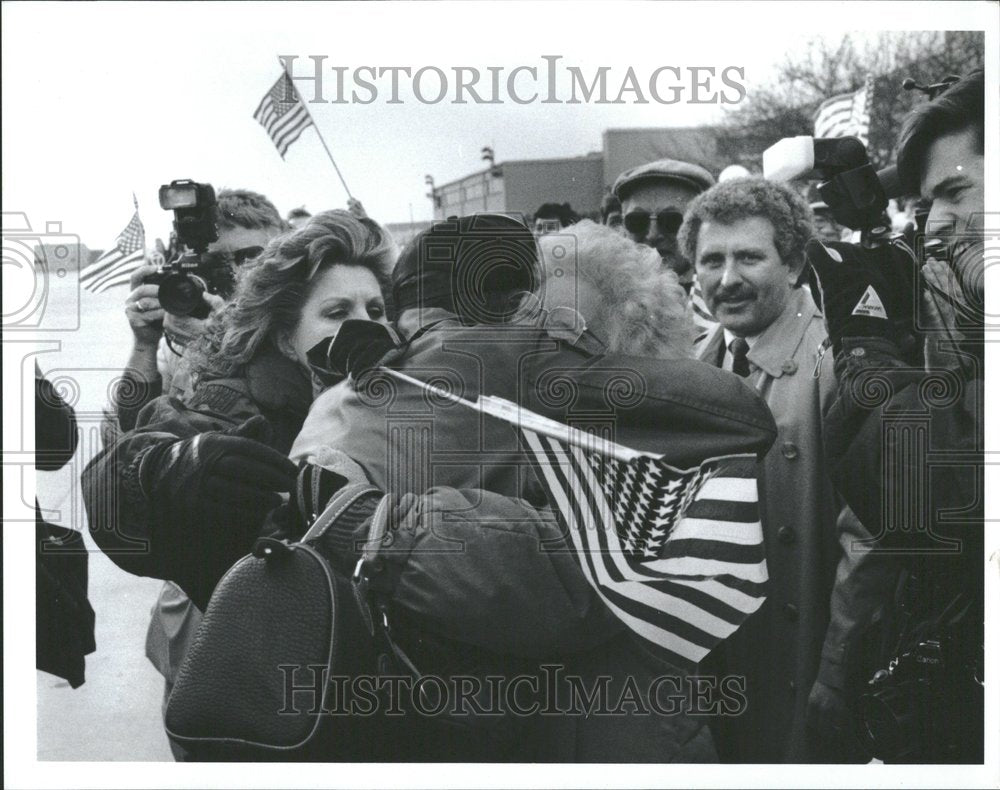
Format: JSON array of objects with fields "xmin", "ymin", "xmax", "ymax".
[{"xmin": 43, "ymin": 69, "xmax": 985, "ymax": 764}]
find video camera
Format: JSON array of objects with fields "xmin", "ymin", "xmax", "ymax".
[
  {"xmin": 761, "ymin": 73, "xmax": 964, "ymax": 252},
  {"xmin": 146, "ymin": 180, "xmax": 235, "ymax": 319},
  {"xmin": 762, "ymin": 136, "xmax": 902, "ymax": 247}
]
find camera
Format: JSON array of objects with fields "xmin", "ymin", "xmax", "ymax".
[
  {"xmin": 763, "ymin": 136, "xmax": 902, "ymax": 246},
  {"xmin": 857, "ymin": 623, "xmax": 983, "ymax": 763},
  {"xmin": 146, "ymin": 180, "xmax": 233, "ymax": 319}
]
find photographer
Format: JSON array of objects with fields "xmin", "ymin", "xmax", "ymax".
[
  {"xmin": 83, "ymin": 210, "xmax": 396, "ymax": 759},
  {"xmin": 109, "ymin": 189, "xmax": 286, "ymax": 437},
  {"xmin": 807, "ymin": 70, "xmax": 984, "ymax": 763}
]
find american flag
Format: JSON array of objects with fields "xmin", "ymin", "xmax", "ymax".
[
  {"xmin": 690, "ymin": 279, "xmax": 718, "ymax": 339},
  {"xmin": 253, "ymin": 72, "xmax": 313, "ymax": 158},
  {"xmin": 521, "ymin": 430, "xmax": 767, "ymax": 669},
  {"xmin": 814, "ymin": 75, "xmax": 874, "ymax": 148},
  {"xmin": 80, "ymin": 196, "xmax": 145, "ymax": 294},
  {"xmin": 376, "ymin": 368, "xmax": 768, "ymax": 669}
]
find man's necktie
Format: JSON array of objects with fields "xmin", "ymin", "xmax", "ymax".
[{"xmin": 728, "ymin": 337, "xmax": 751, "ymax": 378}]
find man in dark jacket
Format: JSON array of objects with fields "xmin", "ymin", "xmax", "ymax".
[
  {"xmin": 808, "ymin": 70, "xmax": 985, "ymax": 763},
  {"xmin": 36, "ymin": 362, "xmax": 95, "ymax": 688}
]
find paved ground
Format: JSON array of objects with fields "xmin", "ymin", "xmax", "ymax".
[
  {"xmin": 34, "ymin": 281, "xmax": 176, "ymax": 761},
  {"xmin": 36, "ymin": 490, "xmax": 175, "ymax": 761}
]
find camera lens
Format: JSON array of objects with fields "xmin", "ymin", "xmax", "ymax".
[
  {"xmin": 158, "ymin": 273, "xmax": 209, "ymax": 318},
  {"xmin": 858, "ymin": 683, "xmax": 927, "ymax": 762}
]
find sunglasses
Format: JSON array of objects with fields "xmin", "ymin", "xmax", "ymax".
[
  {"xmin": 623, "ymin": 210, "xmax": 684, "ymax": 237},
  {"xmin": 202, "ymin": 245, "xmax": 266, "ymax": 268}
]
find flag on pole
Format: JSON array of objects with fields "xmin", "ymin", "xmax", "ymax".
[
  {"xmin": 379, "ymin": 368, "xmax": 768, "ymax": 669},
  {"xmin": 80, "ymin": 196, "xmax": 146, "ymax": 294},
  {"xmin": 814, "ymin": 75, "xmax": 874, "ymax": 148},
  {"xmin": 253, "ymin": 72, "xmax": 313, "ymax": 158}
]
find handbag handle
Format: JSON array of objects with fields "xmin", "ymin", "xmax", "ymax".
[{"xmin": 300, "ymin": 482, "xmax": 383, "ymax": 544}]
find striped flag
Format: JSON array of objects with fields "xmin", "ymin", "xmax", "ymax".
[
  {"xmin": 690, "ymin": 279, "xmax": 719, "ymax": 341},
  {"xmin": 376, "ymin": 367, "xmax": 767, "ymax": 670},
  {"xmin": 80, "ymin": 196, "xmax": 145, "ymax": 294},
  {"xmin": 814, "ymin": 75, "xmax": 874, "ymax": 148},
  {"xmin": 254, "ymin": 72, "xmax": 313, "ymax": 158},
  {"xmin": 521, "ymin": 431, "xmax": 766, "ymax": 669}
]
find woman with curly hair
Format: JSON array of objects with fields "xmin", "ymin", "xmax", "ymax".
[
  {"xmin": 82, "ymin": 209, "xmax": 396, "ymax": 758},
  {"xmin": 185, "ymin": 210, "xmax": 394, "ymax": 390},
  {"xmin": 88, "ymin": 207, "xmax": 396, "ymax": 596},
  {"xmin": 526, "ymin": 219, "xmax": 696, "ymax": 359}
]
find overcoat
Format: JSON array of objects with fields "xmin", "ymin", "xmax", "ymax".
[{"xmin": 696, "ymin": 287, "xmax": 897, "ymax": 762}]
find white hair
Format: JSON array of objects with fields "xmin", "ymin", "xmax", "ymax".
[{"xmin": 532, "ymin": 220, "xmax": 695, "ymax": 359}]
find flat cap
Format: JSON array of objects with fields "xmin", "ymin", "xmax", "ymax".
[{"xmin": 613, "ymin": 158, "xmax": 715, "ymax": 200}]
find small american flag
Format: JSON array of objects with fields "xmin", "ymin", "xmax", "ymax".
[
  {"xmin": 521, "ymin": 430, "xmax": 767, "ymax": 669},
  {"xmin": 814, "ymin": 75, "xmax": 874, "ymax": 148},
  {"xmin": 375, "ymin": 368, "xmax": 768, "ymax": 668},
  {"xmin": 690, "ymin": 279, "xmax": 719, "ymax": 338},
  {"xmin": 80, "ymin": 196, "xmax": 145, "ymax": 294},
  {"xmin": 254, "ymin": 72, "xmax": 313, "ymax": 158}
]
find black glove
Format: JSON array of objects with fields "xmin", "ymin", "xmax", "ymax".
[
  {"xmin": 806, "ymin": 239, "xmax": 918, "ymax": 357},
  {"xmin": 140, "ymin": 415, "xmax": 297, "ymax": 604},
  {"xmin": 307, "ymin": 319, "xmax": 402, "ymax": 384}
]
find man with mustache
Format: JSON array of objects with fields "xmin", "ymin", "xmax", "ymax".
[{"xmin": 681, "ymin": 178, "xmax": 895, "ymax": 762}]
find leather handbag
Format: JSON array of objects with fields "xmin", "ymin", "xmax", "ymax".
[{"xmin": 164, "ymin": 483, "xmax": 385, "ymax": 761}]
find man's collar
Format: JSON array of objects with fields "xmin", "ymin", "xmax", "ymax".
[
  {"xmin": 745, "ymin": 287, "xmax": 821, "ymax": 378},
  {"xmin": 396, "ymin": 306, "xmax": 461, "ymax": 339},
  {"xmin": 722, "ymin": 327, "xmax": 761, "ymax": 352}
]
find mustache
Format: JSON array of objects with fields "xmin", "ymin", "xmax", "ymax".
[{"xmin": 712, "ymin": 286, "xmax": 755, "ymax": 303}]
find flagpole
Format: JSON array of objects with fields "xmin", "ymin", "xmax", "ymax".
[
  {"xmin": 376, "ymin": 366, "xmax": 651, "ymax": 462},
  {"xmin": 278, "ymin": 57, "xmax": 353, "ymax": 200}
]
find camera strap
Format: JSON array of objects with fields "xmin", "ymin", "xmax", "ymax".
[{"xmin": 162, "ymin": 330, "xmax": 188, "ymax": 358}]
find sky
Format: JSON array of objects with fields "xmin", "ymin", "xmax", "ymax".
[{"xmin": 1, "ymin": 1, "xmax": 995, "ymax": 247}]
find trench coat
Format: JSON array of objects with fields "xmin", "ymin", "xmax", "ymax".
[{"xmin": 696, "ymin": 287, "xmax": 897, "ymax": 762}]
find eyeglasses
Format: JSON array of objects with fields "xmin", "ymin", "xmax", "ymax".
[
  {"xmin": 202, "ymin": 245, "xmax": 265, "ymax": 268},
  {"xmin": 623, "ymin": 210, "xmax": 684, "ymax": 238}
]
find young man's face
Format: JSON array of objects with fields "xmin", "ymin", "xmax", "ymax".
[
  {"xmin": 920, "ymin": 126, "xmax": 985, "ymax": 303},
  {"xmin": 694, "ymin": 216, "xmax": 799, "ymax": 338}
]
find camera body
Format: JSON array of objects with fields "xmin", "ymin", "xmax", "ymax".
[
  {"xmin": 147, "ymin": 180, "xmax": 232, "ymax": 319},
  {"xmin": 857, "ymin": 625, "xmax": 983, "ymax": 763},
  {"xmin": 763, "ymin": 136, "xmax": 900, "ymax": 245}
]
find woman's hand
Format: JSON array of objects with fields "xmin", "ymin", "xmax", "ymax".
[{"xmin": 141, "ymin": 415, "xmax": 297, "ymax": 531}]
